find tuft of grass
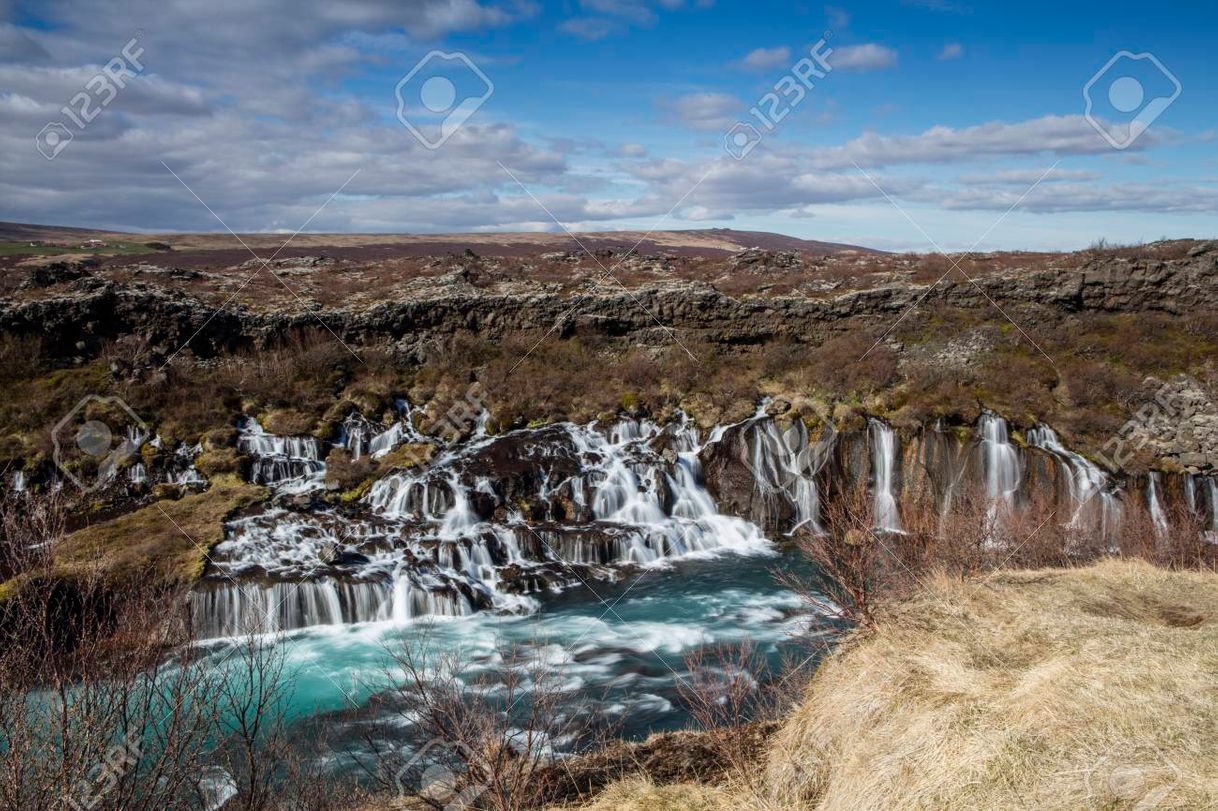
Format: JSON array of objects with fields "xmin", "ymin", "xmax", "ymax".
[
  {"xmin": 562, "ymin": 777, "xmax": 731, "ymax": 811},
  {"xmin": 53, "ymin": 474, "xmax": 267, "ymax": 587}
]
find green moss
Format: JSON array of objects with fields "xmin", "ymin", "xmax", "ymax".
[
  {"xmin": 54, "ymin": 474, "xmax": 267, "ymax": 588},
  {"xmin": 340, "ymin": 478, "xmax": 375, "ymax": 503},
  {"xmin": 379, "ymin": 442, "xmax": 435, "ymax": 470}
]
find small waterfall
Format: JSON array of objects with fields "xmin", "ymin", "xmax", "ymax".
[
  {"xmin": 342, "ymin": 400, "xmax": 427, "ymax": 460},
  {"xmin": 238, "ymin": 418, "xmax": 325, "ymax": 490},
  {"xmin": 1204, "ymin": 477, "xmax": 1218, "ymax": 544},
  {"xmin": 163, "ymin": 442, "xmax": 208, "ymax": 487},
  {"xmin": 189, "ymin": 577, "xmax": 472, "ymax": 637},
  {"xmin": 742, "ymin": 416, "xmax": 825, "ymax": 534},
  {"xmin": 869, "ymin": 419, "xmax": 902, "ymax": 533},
  {"xmin": 10, "ymin": 471, "xmax": 25, "ymax": 492},
  {"xmin": 1026, "ymin": 424, "xmax": 1122, "ymax": 543},
  {"xmin": 129, "ymin": 463, "xmax": 148, "ymax": 485},
  {"xmin": 1147, "ymin": 472, "xmax": 1169, "ymax": 537},
  {"xmin": 978, "ymin": 412, "xmax": 1020, "ymax": 534}
]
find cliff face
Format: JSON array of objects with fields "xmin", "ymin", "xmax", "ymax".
[
  {"xmin": 4, "ymin": 244, "xmax": 1216, "ymax": 359},
  {"xmin": 2, "ymin": 240, "xmax": 1217, "ymax": 488}
]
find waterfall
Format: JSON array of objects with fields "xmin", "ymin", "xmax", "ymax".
[
  {"xmin": 742, "ymin": 416, "xmax": 825, "ymax": 534},
  {"xmin": 869, "ymin": 419, "xmax": 902, "ymax": 532},
  {"xmin": 1204, "ymin": 477, "xmax": 1218, "ymax": 544},
  {"xmin": 192, "ymin": 415, "xmax": 771, "ymax": 639},
  {"xmin": 1147, "ymin": 472, "xmax": 1169, "ymax": 537},
  {"xmin": 342, "ymin": 400, "xmax": 427, "ymax": 460},
  {"xmin": 238, "ymin": 418, "xmax": 325, "ymax": 491},
  {"xmin": 979, "ymin": 413, "xmax": 1020, "ymax": 509},
  {"xmin": 129, "ymin": 463, "xmax": 148, "ymax": 485},
  {"xmin": 1026, "ymin": 424, "xmax": 1122, "ymax": 543},
  {"xmin": 189, "ymin": 576, "xmax": 471, "ymax": 637},
  {"xmin": 11, "ymin": 471, "xmax": 25, "ymax": 492}
]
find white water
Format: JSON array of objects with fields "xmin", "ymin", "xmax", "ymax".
[
  {"xmin": 741, "ymin": 411, "xmax": 826, "ymax": 534},
  {"xmin": 979, "ymin": 412, "xmax": 1021, "ymax": 513},
  {"xmin": 869, "ymin": 419, "xmax": 902, "ymax": 532},
  {"xmin": 1147, "ymin": 472, "xmax": 1169, "ymax": 537},
  {"xmin": 1205, "ymin": 477, "xmax": 1218, "ymax": 544},
  {"xmin": 238, "ymin": 418, "xmax": 326, "ymax": 492},
  {"xmin": 1026, "ymin": 424, "xmax": 1122, "ymax": 543},
  {"xmin": 192, "ymin": 416, "xmax": 772, "ymax": 639},
  {"xmin": 342, "ymin": 400, "xmax": 427, "ymax": 460}
]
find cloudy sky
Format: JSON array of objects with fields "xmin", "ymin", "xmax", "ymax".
[{"xmin": 2, "ymin": 0, "xmax": 1216, "ymax": 250}]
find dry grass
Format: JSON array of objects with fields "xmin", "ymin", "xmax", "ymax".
[
  {"xmin": 562, "ymin": 777, "xmax": 731, "ymax": 811},
  {"xmin": 569, "ymin": 559, "xmax": 1218, "ymax": 810}
]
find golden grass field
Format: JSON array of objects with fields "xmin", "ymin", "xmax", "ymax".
[{"xmin": 570, "ymin": 559, "xmax": 1218, "ymax": 810}]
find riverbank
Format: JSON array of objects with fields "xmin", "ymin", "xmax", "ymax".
[{"xmin": 561, "ymin": 559, "xmax": 1218, "ymax": 810}]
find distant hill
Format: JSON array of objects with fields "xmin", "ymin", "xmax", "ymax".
[{"xmin": 0, "ymin": 221, "xmax": 878, "ymax": 257}]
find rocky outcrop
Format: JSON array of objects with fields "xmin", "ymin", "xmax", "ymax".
[{"xmin": 3, "ymin": 251, "xmax": 1216, "ymax": 360}]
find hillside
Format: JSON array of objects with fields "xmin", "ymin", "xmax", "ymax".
[{"xmin": 0, "ymin": 222, "xmax": 876, "ymax": 261}]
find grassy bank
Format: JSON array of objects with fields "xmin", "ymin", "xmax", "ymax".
[{"xmin": 568, "ymin": 559, "xmax": 1218, "ymax": 810}]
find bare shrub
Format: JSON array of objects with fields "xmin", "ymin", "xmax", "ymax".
[{"xmin": 360, "ymin": 631, "xmax": 597, "ymax": 811}]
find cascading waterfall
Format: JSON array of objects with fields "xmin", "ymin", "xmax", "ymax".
[
  {"xmin": 1204, "ymin": 477, "xmax": 1218, "ymax": 544},
  {"xmin": 1026, "ymin": 424, "xmax": 1122, "ymax": 543},
  {"xmin": 193, "ymin": 404, "xmax": 1204, "ymax": 639},
  {"xmin": 192, "ymin": 415, "xmax": 771, "ymax": 639},
  {"xmin": 977, "ymin": 412, "xmax": 1020, "ymax": 545},
  {"xmin": 979, "ymin": 412, "xmax": 1020, "ymax": 512},
  {"xmin": 869, "ymin": 419, "xmax": 903, "ymax": 533},
  {"xmin": 1147, "ymin": 472, "xmax": 1169, "ymax": 537},
  {"xmin": 741, "ymin": 413, "xmax": 825, "ymax": 534},
  {"xmin": 238, "ymin": 418, "xmax": 325, "ymax": 491},
  {"xmin": 342, "ymin": 400, "xmax": 427, "ymax": 460}
]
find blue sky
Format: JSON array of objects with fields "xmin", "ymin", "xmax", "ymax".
[{"xmin": 2, "ymin": 0, "xmax": 1216, "ymax": 249}]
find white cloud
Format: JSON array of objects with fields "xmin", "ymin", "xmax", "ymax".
[
  {"xmin": 932, "ymin": 182, "xmax": 1218, "ymax": 213},
  {"xmin": 825, "ymin": 6, "xmax": 851, "ymax": 30},
  {"xmin": 956, "ymin": 168, "xmax": 1100, "ymax": 185},
  {"xmin": 828, "ymin": 43, "xmax": 898, "ymax": 71},
  {"xmin": 808, "ymin": 115, "xmax": 1162, "ymax": 169},
  {"xmin": 558, "ymin": 17, "xmax": 622, "ymax": 40},
  {"xmin": 735, "ymin": 46, "xmax": 791, "ymax": 71},
  {"xmin": 663, "ymin": 91, "xmax": 742, "ymax": 131},
  {"xmin": 937, "ymin": 42, "xmax": 963, "ymax": 60},
  {"xmin": 559, "ymin": 0, "xmax": 706, "ymax": 39}
]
